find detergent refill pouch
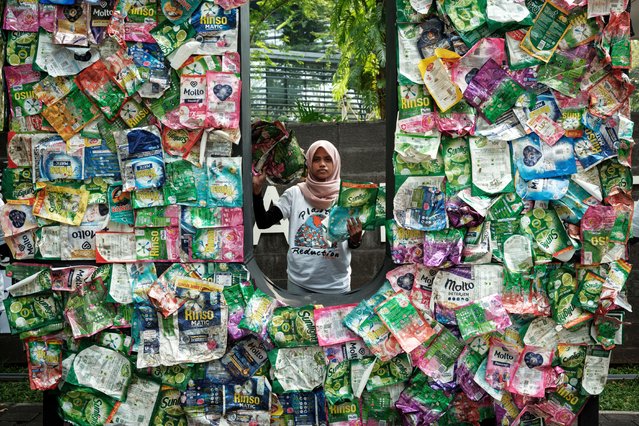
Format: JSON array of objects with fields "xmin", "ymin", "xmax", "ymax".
[
  {"xmin": 159, "ymin": 277, "xmax": 228, "ymax": 365},
  {"xmin": 115, "ymin": 126, "xmax": 166, "ymax": 192},
  {"xmin": 511, "ymin": 134, "xmax": 576, "ymax": 180}
]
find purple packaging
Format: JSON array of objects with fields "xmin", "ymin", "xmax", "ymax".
[{"xmin": 423, "ymin": 228, "xmax": 465, "ymax": 268}]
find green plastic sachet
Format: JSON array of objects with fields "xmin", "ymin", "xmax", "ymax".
[{"xmin": 267, "ymin": 305, "xmax": 319, "ymax": 348}]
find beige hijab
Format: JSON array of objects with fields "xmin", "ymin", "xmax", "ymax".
[{"xmin": 298, "ymin": 140, "xmax": 341, "ymax": 210}]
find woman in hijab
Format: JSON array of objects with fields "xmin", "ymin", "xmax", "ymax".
[{"xmin": 253, "ymin": 140, "xmax": 363, "ymax": 294}]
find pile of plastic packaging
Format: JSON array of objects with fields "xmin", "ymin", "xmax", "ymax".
[{"xmin": 0, "ymin": 0, "xmax": 635, "ymax": 425}]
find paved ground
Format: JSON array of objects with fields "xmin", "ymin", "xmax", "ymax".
[{"xmin": 0, "ymin": 403, "xmax": 637, "ymax": 425}]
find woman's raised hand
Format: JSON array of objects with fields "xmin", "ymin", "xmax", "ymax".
[
  {"xmin": 252, "ymin": 172, "xmax": 267, "ymax": 196},
  {"xmin": 347, "ymin": 217, "xmax": 363, "ymax": 244}
]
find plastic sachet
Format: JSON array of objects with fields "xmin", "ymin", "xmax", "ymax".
[
  {"xmin": 207, "ymin": 156, "xmax": 242, "ymax": 207},
  {"xmin": 572, "ymin": 271, "xmax": 605, "ymax": 313},
  {"xmin": 469, "ymin": 137, "xmax": 514, "ymax": 195},
  {"xmin": 115, "ymin": 126, "xmax": 165, "ymax": 192},
  {"xmin": 325, "ymin": 399, "xmax": 361, "ymax": 426},
  {"xmin": 6, "ymin": 133, "xmax": 35, "ymax": 169},
  {"xmin": 31, "ymin": 134, "xmax": 84, "ymax": 182},
  {"xmin": 3, "ymin": 291, "xmax": 63, "ymax": 334},
  {"xmin": 519, "ymin": 207, "xmax": 573, "ymax": 259},
  {"xmin": 463, "ymin": 59, "xmax": 526, "ymax": 123},
  {"xmin": 431, "ymin": 265, "xmax": 504, "ymax": 325},
  {"xmin": 519, "ymin": 0, "xmax": 571, "ymax": 63},
  {"xmin": 64, "ymin": 275, "xmax": 115, "ymax": 337},
  {"xmin": 342, "ymin": 281, "xmax": 394, "ymax": 333},
  {"xmin": 35, "ymin": 226, "xmax": 61, "ymax": 260},
  {"xmin": 314, "ymin": 304, "xmax": 360, "ymax": 347},
  {"xmin": 551, "ymin": 180, "xmax": 598, "ymax": 225},
  {"xmin": 41, "ymin": 87, "xmax": 100, "ymax": 140},
  {"xmin": 599, "ymin": 158, "xmax": 632, "ymax": 200},
  {"xmin": 3, "ymin": 0, "xmax": 39, "ymax": 33},
  {"xmin": 395, "ymin": 373, "xmax": 453, "ymax": 425},
  {"xmin": 177, "ymin": 73, "xmax": 207, "ymax": 128},
  {"xmin": 267, "ymin": 305, "xmax": 318, "ymax": 348},
  {"xmin": 442, "ymin": 136, "xmax": 472, "ymax": 195},
  {"xmin": 10, "ymin": 81, "xmax": 43, "ymax": 125},
  {"xmin": 506, "ymin": 346, "xmax": 554, "ymax": 398},
  {"xmin": 418, "ymin": 49, "xmax": 463, "ymax": 113},
  {"xmin": 189, "ymin": 226, "xmax": 243, "ymax": 262},
  {"xmin": 0, "ymin": 203, "xmax": 38, "ymax": 237},
  {"xmin": 162, "ymin": 127, "xmax": 202, "ymax": 157},
  {"xmin": 436, "ymin": 99, "xmax": 477, "ymax": 137},
  {"xmin": 397, "ymin": 84, "xmax": 437, "ymax": 134},
  {"xmin": 57, "ymin": 386, "xmax": 118, "ymax": 426},
  {"xmin": 354, "ymin": 312, "xmax": 404, "ymax": 362},
  {"xmin": 110, "ymin": 0, "xmax": 158, "ymax": 44},
  {"xmin": 25, "ymin": 338, "xmax": 63, "ymax": 390},
  {"xmin": 50, "ymin": 265, "xmax": 96, "ymax": 292},
  {"xmin": 581, "ymin": 346, "xmax": 611, "ymax": 395},
  {"xmin": 375, "ymin": 292, "xmax": 439, "ymax": 353},
  {"xmin": 220, "ymin": 336, "xmax": 269, "ymax": 382},
  {"xmin": 580, "ymin": 205, "xmax": 615, "ymax": 265},
  {"xmin": 106, "ymin": 374, "xmax": 161, "ymax": 426},
  {"xmin": 32, "ymin": 184, "xmax": 89, "ymax": 226},
  {"xmin": 239, "ymin": 289, "xmax": 280, "ymax": 341},
  {"xmin": 54, "ymin": 4, "xmax": 90, "ymax": 46},
  {"xmin": 272, "ymin": 390, "xmax": 328, "ymax": 426},
  {"xmin": 324, "ymin": 359, "xmax": 354, "ymax": 405},
  {"xmin": 424, "ymin": 226, "xmax": 466, "ymax": 268},
  {"xmin": 268, "ymin": 346, "xmax": 327, "ymax": 393},
  {"xmin": 206, "ymin": 71, "xmax": 241, "ymax": 129},
  {"xmin": 601, "ymin": 12, "xmax": 631, "ymax": 70},
  {"xmin": 588, "ymin": 73, "xmax": 634, "ymax": 118},
  {"xmin": 107, "ymin": 184, "xmax": 134, "ymax": 225},
  {"xmin": 159, "ymin": 277, "xmax": 227, "ymax": 365},
  {"xmin": 411, "ymin": 327, "xmax": 464, "ymax": 381},
  {"xmin": 486, "ymin": 0, "xmax": 532, "ymax": 30},
  {"xmin": 1, "ymin": 169, "xmax": 33, "ymax": 202},
  {"xmin": 511, "ymin": 134, "xmax": 576, "ymax": 180},
  {"xmin": 483, "ymin": 337, "xmax": 521, "ymax": 392},
  {"xmin": 5, "ymin": 64, "xmax": 43, "ymax": 133},
  {"xmin": 547, "ymin": 267, "xmax": 592, "ymax": 329},
  {"xmin": 515, "ymin": 173, "xmax": 570, "ymax": 201},
  {"xmin": 75, "ymin": 60, "xmax": 127, "ymax": 121},
  {"xmin": 6, "ymin": 229, "xmax": 37, "ymax": 260},
  {"xmin": 455, "ymin": 294, "xmax": 512, "ymax": 341},
  {"xmin": 395, "ymin": 131, "xmax": 441, "ymax": 162},
  {"xmin": 65, "ymin": 345, "xmax": 133, "ymax": 401},
  {"xmin": 182, "ymin": 207, "xmax": 243, "ymax": 230}
]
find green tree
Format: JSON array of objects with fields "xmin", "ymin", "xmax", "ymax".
[
  {"xmin": 329, "ymin": 0, "xmax": 386, "ymax": 119},
  {"xmin": 250, "ymin": 0, "xmax": 386, "ymax": 120}
]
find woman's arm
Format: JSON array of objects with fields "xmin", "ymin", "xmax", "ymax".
[
  {"xmin": 253, "ymin": 192, "xmax": 284, "ymax": 229},
  {"xmin": 253, "ymin": 173, "xmax": 284, "ymax": 229}
]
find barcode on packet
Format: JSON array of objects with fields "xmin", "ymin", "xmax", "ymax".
[{"xmin": 584, "ymin": 252, "xmax": 592, "ymax": 265}]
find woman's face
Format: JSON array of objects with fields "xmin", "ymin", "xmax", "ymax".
[{"xmin": 311, "ymin": 147, "xmax": 334, "ymax": 182}]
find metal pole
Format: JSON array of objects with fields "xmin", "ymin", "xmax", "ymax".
[{"xmin": 384, "ymin": 0, "xmax": 397, "ymax": 258}]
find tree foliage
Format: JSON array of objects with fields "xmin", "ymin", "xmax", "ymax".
[
  {"xmin": 249, "ymin": 0, "xmax": 386, "ymax": 120},
  {"xmin": 329, "ymin": 0, "xmax": 386, "ymax": 119}
]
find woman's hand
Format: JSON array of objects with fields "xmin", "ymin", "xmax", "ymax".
[
  {"xmin": 347, "ymin": 217, "xmax": 363, "ymax": 245},
  {"xmin": 253, "ymin": 172, "xmax": 267, "ymax": 196}
]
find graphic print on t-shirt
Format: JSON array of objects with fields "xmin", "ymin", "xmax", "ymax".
[{"xmin": 294, "ymin": 214, "xmax": 331, "ymax": 249}]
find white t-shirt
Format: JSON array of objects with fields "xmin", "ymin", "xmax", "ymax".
[{"xmin": 275, "ymin": 186, "xmax": 351, "ymax": 293}]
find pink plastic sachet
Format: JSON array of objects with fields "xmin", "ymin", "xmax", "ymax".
[
  {"xmin": 507, "ymin": 346, "xmax": 555, "ymax": 398},
  {"xmin": 4, "ymin": 0, "xmax": 39, "ymax": 32},
  {"xmin": 455, "ymin": 294, "xmax": 512, "ymax": 341},
  {"xmin": 314, "ymin": 304, "xmax": 360, "ymax": 346},
  {"xmin": 206, "ymin": 71, "xmax": 241, "ymax": 129},
  {"xmin": 375, "ymin": 292, "xmax": 440, "ymax": 354}
]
